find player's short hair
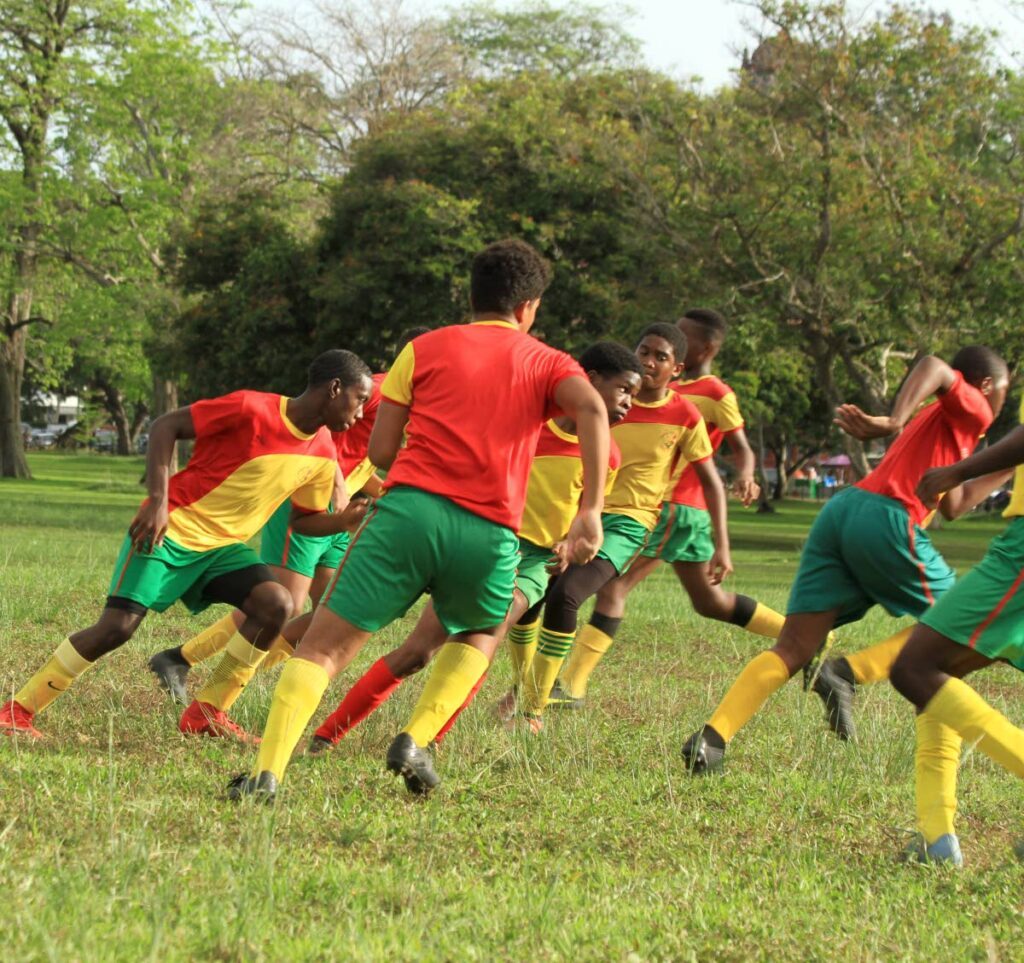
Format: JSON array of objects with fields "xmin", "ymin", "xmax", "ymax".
[
  {"xmin": 951, "ymin": 345, "xmax": 1008, "ymax": 386},
  {"xmin": 579, "ymin": 342, "xmax": 644, "ymax": 378},
  {"xmin": 307, "ymin": 349, "xmax": 371, "ymax": 387},
  {"xmin": 398, "ymin": 326, "xmax": 431, "ymax": 351},
  {"xmin": 470, "ymin": 239, "xmax": 552, "ymax": 314},
  {"xmin": 681, "ymin": 308, "xmax": 728, "ymax": 345},
  {"xmin": 638, "ymin": 322, "xmax": 687, "ymax": 362}
]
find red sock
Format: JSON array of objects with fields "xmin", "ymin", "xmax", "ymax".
[
  {"xmin": 314, "ymin": 658, "xmax": 402, "ymax": 743},
  {"xmin": 434, "ymin": 672, "xmax": 488, "ymax": 745}
]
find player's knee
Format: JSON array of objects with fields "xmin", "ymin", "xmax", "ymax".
[
  {"xmin": 692, "ymin": 591, "xmax": 729, "ymax": 620},
  {"xmin": 249, "ymin": 583, "xmax": 293, "ymax": 632}
]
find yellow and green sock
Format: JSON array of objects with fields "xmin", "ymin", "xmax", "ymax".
[
  {"xmin": 404, "ymin": 642, "xmax": 490, "ymax": 747},
  {"xmin": 15, "ymin": 640, "xmax": 94, "ymax": 714},
  {"xmin": 521, "ymin": 627, "xmax": 574, "ymax": 717},
  {"xmin": 707, "ymin": 650, "xmax": 790, "ymax": 742},
  {"xmin": 255, "ymin": 657, "xmax": 330, "ymax": 781},
  {"xmin": 507, "ymin": 618, "xmax": 540, "ymax": 686}
]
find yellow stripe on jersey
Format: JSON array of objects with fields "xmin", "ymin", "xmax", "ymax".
[
  {"xmin": 678, "ymin": 376, "xmax": 744, "ymax": 432},
  {"xmin": 344, "ymin": 456, "xmax": 378, "ymax": 496},
  {"xmin": 519, "ymin": 421, "xmax": 584, "ymax": 548},
  {"xmin": 1004, "ymin": 396, "xmax": 1024, "ymax": 519}
]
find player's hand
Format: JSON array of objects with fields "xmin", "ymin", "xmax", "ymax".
[
  {"xmin": 338, "ymin": 497, "xmax": 372, "ymax": 532},
  {"xmin": 732, "ymin": 475, "xmax": 760, "ymax": 506},
  {"xmin": 834, "ymin": 404, "xmax": 899, "ymax": 440},
  {"xmin": 547, "ymin": 541, "xmax": 571, "ymax": 575},
  {"xmin": 128, "ymin": 498, "xmax": 169, "ymax": 554},
  {"xmin": 563, "ymin": 507, "xmax": 603, "ymax": 566},
  {"xmin": 917, "ymin": 466, "xmax": 961, "ymax": 508},
  {"xmin": 707, "ymin": 546, "xmax": 733, "ymax": 585}
]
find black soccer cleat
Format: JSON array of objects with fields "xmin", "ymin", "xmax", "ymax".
[
  {"xmin": 227, "ymin": 770, "xmax": 278, "ymax": 804},
  {"xmin": 307, "ymin": 734, "xmax": 333, "ymax": 756},
  {"xmin": 681, "ymin": 726, "xmax": 726, "ymax": 775},
  {"xmin": 386, "ymin": 732, "xmax": 440, "ymax": 796},
  {"xmin": 148, "ymin": 647, "xmax": 191, "ymax": 704},
  {"xmin": 812, "ymin": 657, "xmax": 857, "ymax": 741},
  {"xmin": 547, "ymin": 681, "xmax": 585, "ymax": 711}
]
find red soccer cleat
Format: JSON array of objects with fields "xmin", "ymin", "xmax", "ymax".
[
  {"xmin": 0, "ymin": 700, "xmax": 43, "ymax": 739},
  {"xmin": 178, "ymin": 700, "xmax": 261, "ymax": 744}
]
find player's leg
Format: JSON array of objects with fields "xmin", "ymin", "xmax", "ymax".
[{"xmin": 260, "ymin": 562, "xmax": 338, "ymax": 671}]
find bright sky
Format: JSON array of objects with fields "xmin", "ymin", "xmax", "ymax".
[{"xmin": 249, "ymin": 0, "xmax": 1024, "ymax": 89}]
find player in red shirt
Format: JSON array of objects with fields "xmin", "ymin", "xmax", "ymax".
[
  {"xmin": 682, "ymin": 347, "xmax": 1008, "ymax": 774},
  {"xmin": 0, "ymin": 351, "xmax": 373, "ymax": 740},
  {"xmin": 231, "ymin": 239, "xmax": 610, "ymax": 801}
]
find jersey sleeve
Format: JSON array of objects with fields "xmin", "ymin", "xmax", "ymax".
[
  {"xmin": 678, "ymin": 418, "xmax": 714, "ymax": 465},
  {"xmin": 713, "ymin": 390, "xmax": 745, "ymax": 433},
  {"xmin": 605, "ymin": 440, "xmax": 622, "ymax": 495},
  {"xmin": 540, "ymin": 349, "xmax": 587, "ymax": 418},
  {"xmin": 290, "ymin": 460, "xmax": 336, "ymax": 513},
  {"xmin": 189, "ymin": 391, "xmax": 249, "ymax": 440},
  {"xmin": 939, "ymin": 372, "xmax": 993, "ymax": 435},
  {"xmin": 381, "ymin": 343, "xmax": 416, "ymax": 407}
]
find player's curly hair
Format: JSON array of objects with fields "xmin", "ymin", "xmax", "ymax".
[
  {"xmin": 681, "ymin": 308, "xmax": 727, "ymax": 345},
  {"xmin": 470, "ymin": 239, "xmax": 552, "ymax": 314},
  {"xmin": 638, "ymin": 322, "xmax": 687, "ymax": 362},
  {"xmin": 398, "ymin": 326, "xmax": 431, "ymax": 350},
  {"xmin": 579, "ymin": 342, "xmax": 643, "ymax": 378},
  {"xmin": 951, "ymin": 345, "xmax": 1008, "ymax": 386},
  {"xmin": 307, "ymin": 349, "xmax": 371, "ymax": 387}
]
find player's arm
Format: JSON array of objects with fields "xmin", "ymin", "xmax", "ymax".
[
  {"xmin": 835, "ymin": 355, "xmax": 956, "ymax": 441},
  {"xmin": 937, "ymin": 469, "xmax": 1015, "ymax": 520},
  {"xmin": 720, "ymin": 427, "xmax": 759, "ymax": 506},
  {"xmin": 692, "ymin": 458, "xmax": 733, "ymax": 584},
  {"xmin": 555, "ymin": 375, "xmax": 609, "ymax": 565},
  {"xmin": 918, "ymin": 426, "xmax": 1024, "ymax": 505},
  {"xmin": 128, "ymin": 406, "xmax": 195, "ymax": 552},
  {"xmin": 289, "ymin": 499, "xmax": 370, "ymax": 537},
  {"xmin": 367, "ymin": 401, "xmax": 409, "ymax": 471},
  {"xmin": 332, "ymin": 464, "xmax": 351, "ymax": 514},
  {"xmin": 358, "ymin": 473, "xmax": 384, "ymax": 498}
]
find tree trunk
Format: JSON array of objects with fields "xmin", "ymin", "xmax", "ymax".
[
  {"xmin": 772, "ymin": 441, "xmax": 789, "ymax": 499},
  {"xmin": 152, "ymin": 375, "xmax": 180, "ymax": 472},
  {"xmin": 754, "ymin": 421, "xmax": 775, "ymax": 513},
  {"xmin": 129, "ymin": 401, "xmax": 149, "ymax": 448},
  {"xmin": 99, "ymin": 379, "xmax": 133, "ymax": 456},
  {"xmin": 1, "ymin": 280, "xmax": 35, "ymax": 479}
]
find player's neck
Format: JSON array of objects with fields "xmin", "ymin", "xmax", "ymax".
[
  {"xmin": 471, "ymin": 311, "xmax": 521, "ymax": 329},
  {"xmin": 687, "ymin": 362, "xmax": 713, "ymax": 379},
  {"xmin": 636, "ymin": 384, "xmax": 669, "ymax": 404},
  {"xmin": 285, "ymin": 393, "xmax": 325, "ymax": 434}
]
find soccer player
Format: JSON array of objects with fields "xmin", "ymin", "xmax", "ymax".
[
  {"xmin": 147, "ymin": 328, "xmax": 430, "ymax": 713},
  {"xmin": 306, "ymin": 341, "xmax": 641, "ymax": 751},
  {"xmin": 681, "ymin": 347, "xmax": 1008, "ymax": 774},
  {"xmin": 881, "ymin": 404, "xmax": 1024, "ymax": 865},
  {"xmin": 548, "ymin": 308, "xmax": 785, "ymax": 710},
  {"xmin": 229, "ymin": 239, "xmax": 610, "ymax": 801},
  {"xmin": 0, "ymin": 350, "xmax": 374, "ymax": 739},
  {"xmin": 514, "ymin": 322, "xmax": 729, "ymax": 730}
]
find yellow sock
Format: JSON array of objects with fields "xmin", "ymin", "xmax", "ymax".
[
  {"xmin": 254, "ymin": 658, "xmax": 329, "ymax": 781},
  {"xmin": 927, "ymin": 677, "xmax": 1024, "ymax": 778},
  {"xmin": 180, "ymin": 613, "xmax": 237, "ymax": 666},
  {"xmin": 743, "ymin": 602, "xmax": 785, "ymax": 639},
  {"xmin": 521, "ymin": 627, "xmax": 573, "ymax": 717},
  {"xmin": 15, "ymin": 640, "xmax": 93, "ymax": 714},
  {"xmin": 560, "ymin": 623, "xmax": 614, "ymax": 698},
  {"xmin": 195, "ymin": 633, "xmax": 269, "ymax": 712},
  {"xmin": 916, "ymin": 712, "xmax": 961, "ymax": 843},
  {"xmin": 844, "ymin": 628, "xmax": 912, "ymax": 684},
  {"xmin": 707, "ymin": 650, "xmax": 790, "ymax": 743},
  {"xmin": 260, "ymin": 635, "xmax": 295, "ymax": 671},
  {"xmin": 404, "ymin": 642, "xmax": 490, "ymax": 746},
  {"xmin": 507, "ymin": 619, "xmax": 540, "ymax": 685}
]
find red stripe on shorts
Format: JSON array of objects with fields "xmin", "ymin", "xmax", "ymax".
[
  {"xmin": 112, "ymin": 545, "xmax": 137, "ymax": 595},
  {"xmin": 651, "ymin": 503, "xmax": 678, "ymax": 559},
  {"xmin": 967, "ymin": 568, "xmax": 1024, "ymax": 649},
  {"xmin": 321, "ymin": 503, "xmax": 379, "ymax": 606},
  {"xmin": 282, "ymin": 526, "xmax": 293, "ymax": 565},
  {"xmin": 907, "ymin": 518, "xmax": 936, "ymax": 606}
]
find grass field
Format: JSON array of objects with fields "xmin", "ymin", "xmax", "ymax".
[{"xmin": 2, "ymin": 454, "xmax": 1023, "ymax": 961}]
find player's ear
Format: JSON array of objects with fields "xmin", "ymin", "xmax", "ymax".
[
  {"xmin": 329, "ymin": 377, "xmax": 343, "ymax": 398},
  {"xmin": 979, "ymin": 375, "xmax": 994, "ymax": 396},
  {"xmin": 672, "ymin": 360, "xmax": 685, "ymax": 378}
]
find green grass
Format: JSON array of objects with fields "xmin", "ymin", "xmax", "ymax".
[{"xmin": 2, "ymin": 454, "xmax": 1023, "ymax": 961}]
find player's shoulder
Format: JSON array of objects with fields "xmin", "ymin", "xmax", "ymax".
[
  {"xmin": 535, "ymin": 419, "xmax": 580, "ymax": 458},
  {"xmin": 675, "ymin": 375, "xmax": 733, "ymax": 402},
  {"xmin": 667, "ymin": 390, "xmax": 704, "ymax": 425}
]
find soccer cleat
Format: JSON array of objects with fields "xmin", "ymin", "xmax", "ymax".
[
  {"xmin": 495, "ymin": 686, "xmax": 519, "ymax": 723},
  {"xmin": 681, "ymin": 726, "xmax": 726, "ymax": 775},
  {"xmin": 307, "ymin": 734, "xmax": 333, "ymax": 755},
  {"xmin": 811, "ymin": 657, "xmax": 857, "ymax": 741},
  {"xmin": 386, "ymin": 732, "xmax": 440, "ymax": 796},
  {"xmin": 901, "ymin": 833, "xmax": 963, "ymax": 867},
  {"xmin": 547, "ymin": 681, "xmax": 585, "ymax": 710},
  {"xmin": 0, "ymin": 700, "xmax": 43, "ymax": 739},
  {"xmin": 227, "ymin": 770, "xmax": 278, "ymax": 804},
  {"xmin": 502, "ymin": 712, "xmax": 543, "ymax": 734},
  {"xmin": 178, "ymin": 700, "xmax": 260, "ymax": 744},
  {"xmin": 148, "ymin": 647, "xmax": 191, "ymax": 704}
]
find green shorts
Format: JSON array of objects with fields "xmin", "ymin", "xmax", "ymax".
[
  {"xmin": 922, "ymin": 517, "xmax": 1024, "ymax": 671},
  {"xmin": 641, "ymin": 502, "xmax": 714, "ymax": 564},
  {"xmin": 516, "ymin": 538, "xmax": 554, "ymax": 610},
  {"xmin": 596, "ymin": 513, "xmax": 649, "ymax": 575},
  {"xmin": 323, "ymin": 486, "xmax": 519, "ymax": 635},
  {"xmin": 260, "ymin": 500, "xmax": 349, "ymax": 577},
  {"xmin": 787, "ymin": 486, "xmax": 954, "ymax": 628},
  {"xmin": 107, "ymin": 534, "xmax": 269, "ymax": 615}
]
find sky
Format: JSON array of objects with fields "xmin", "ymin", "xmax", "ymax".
[{"xmin": 248, "ymin": 0, "xmax": 1024, "ymax": 89}]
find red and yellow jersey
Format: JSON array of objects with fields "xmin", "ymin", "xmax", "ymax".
[
  {"xmin": 333, "ymin": 372, "xmax": 384, "ymax": 495},
  {"xmin": 669, "ymin": 375, "xmax": 744, "ymax": 509},
  {"xmin": 606, "ymin": 392, "xmax": 713, "ymax": 529},
  {"xmin": 857, "ymin": 372, "xmax": 992, "ymax": 526},
  {"xmin": 380, "ymin": 321, "xmax": 584, "ymax": 530},
  {"xmin": 164, "ymin": 391, "xmax": 337, "ymax": 551},
  {"xmin": 1004, "ymin": 395, "xmax": 1024, "ymax": 519},
  {"xmin": 519, "ymin": 420, "xmax": 622, "ymax": 548}
]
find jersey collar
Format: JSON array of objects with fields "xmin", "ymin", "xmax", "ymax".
[
  {"xmin": 279, "ymin": 396, "xmax": 317, "ymax": 440},
  {"xmin": 471, "ymin": 319, "xmax": 519, "ymax": 330}
]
